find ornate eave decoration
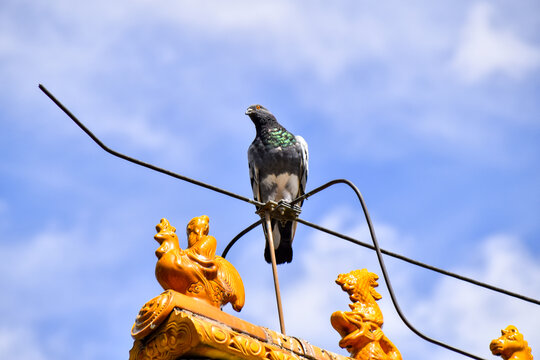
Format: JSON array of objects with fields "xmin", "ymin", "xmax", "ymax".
[
  {"xmin": 130, "ymin": 290, "xmax": 349, "ymax": 360},
  {"xmin": 128, "ymin": 216, "xmax": 535, "ymax": 360},
  {"xmin": 129, "ymin": 216, "xmax": 350, "ymax": 360}
]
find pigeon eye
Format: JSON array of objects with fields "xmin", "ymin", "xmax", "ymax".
[{"xmin": 256, "ymin": 105, "xmax": 261, "ymax": 110}]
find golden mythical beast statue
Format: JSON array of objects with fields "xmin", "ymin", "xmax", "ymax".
[
  {"xmin": 331, "ymin": 269, "xmax": 401, "ymax": 360},
  {"xmin": 154, "ymin": 216, "xmax": 245, "ymax": 311},
  {"xmin": 490, "ymin": 325, "xmax": 533, "ymax": 360}
]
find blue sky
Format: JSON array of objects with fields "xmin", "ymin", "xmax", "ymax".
[{"xmin": 1, "ymin": 1, "xmax": 539, "ymax": 359}]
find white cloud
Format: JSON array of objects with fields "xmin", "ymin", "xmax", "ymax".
[
  {"xmin": 0, "ymin": 227, "xmax": 108, "ymax": 285},
  {"xmin": 7, "ymin": 0, "xmax": 537, "ymax": 168},
  {"xmin": 237, "ymin": 207, "xmax": 540, "ymax": 359},
  {"xmin": 222, "ymin": 206, "xmax": 411, "ymax": 353},
  {"xmin": 2, "ymin": 0, "xmax": 390, "ymax": 99},
  {"xmin": 90, "ymin": 112, "xmax": 192, "ymax": 158},
  {"xmin": 2, "ymin": 2, "xmax": 540, "ymax": 358},
  {"xmin": 3, "ymin": 205, "xmax": 537, "ymax": 360},
  {"xmin": 247, "ymin": 207, "xmax": 415, "ymax": 355},
  {"xmin": 407, "ymin": 234, "xmax": 540, "ymax": 359},
  {"xmin": 0, "ymin": 219, "xmax": 157, "ymax": 359},
  {"xmin": 148, "ymin": 1, "xmax": 388, "ymax": 81},
  {"xmin": 452, "ymin": 2, "xmax": 540, "ymax": 83}
]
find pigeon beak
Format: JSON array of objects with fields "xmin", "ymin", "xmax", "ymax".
[{"xmin": 245, "ymin": 108, "xmax": 254, "ymax": 115}]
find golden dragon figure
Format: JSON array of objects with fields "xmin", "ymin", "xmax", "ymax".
[
  {"xmin": 331, "ymin": 269, "xmax": 401, "ymax": 360},
  {"xmin": 490, "ymin": 325, "xmax": 533, "ymax": 360}
]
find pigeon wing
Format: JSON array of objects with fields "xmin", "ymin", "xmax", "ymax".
[
  {"xmin": 295, "ymin": 135, "xmax": 309, "ymax": 203},
  {"xmin": 247, "ymin": 144, "xmax": 261, "ymax": 204}
]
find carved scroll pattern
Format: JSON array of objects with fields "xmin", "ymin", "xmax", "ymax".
[
  {"xmin": 132, "ymin": 291, "xmax": 175, "ymax": 340},
  {"xmin": 199, "ymin": 322, "xmax": 300, "ymax": 360},
  {"xmin": 129, "ymin": 313, "xmax": 198, "ymax": 360},
  {"xmin": 130, "ymin": 307, "xmax": 350, "ymax": 360},
  {"xmin": 196, "ymin": 317, "xmax": 343, "ymax": 360}
]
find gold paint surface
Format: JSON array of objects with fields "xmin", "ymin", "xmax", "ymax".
[
  {"xmin": 331, "ymin": 269, "xmax": 402, "ymax": 360},
  {"xmin": 130, "ymin": 292, "xmax": 349, "ymax": 360},
  {"xmin": 154, "ymin": 216, "xmax": 245, "ymax": 312},
  {"xmin": 130, "ymin": 215, "xmax": 351, "ymax": 360},
  {"xmin": 490, "ymin": 325, "xmax": 533, "ymax": 360}
]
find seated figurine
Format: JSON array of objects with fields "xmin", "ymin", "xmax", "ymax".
[
  {"xmin": 331, "ymin": 269, "xmax": 401, "ymax": 360},
  {"xmin": 154, "ymin": 216, "xmax": 245, "ymax": 312}
]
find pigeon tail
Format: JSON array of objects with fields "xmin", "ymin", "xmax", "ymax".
[{"xmin": 263, "ymin": 219, "xmax": 295, "ymax": 264}]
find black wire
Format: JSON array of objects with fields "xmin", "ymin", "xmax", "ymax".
[
  {"xmin": 294, "ymin": 218, "xmax": 540, "ymax": 306},
  {"xmin": 302, "ymin": 179, "xmax": 486, "ymax": 360},
  {"xmin": 224, "ymin": 180, "xmax": 540, "ymax": 306},
  {"xmin": 38, "ymin": 84, "xmax": 264, "ymax": 208},
  {"xmin": 40, "ymin": 84, "xmax": 535, "ymax": 359},
  {"xmin": 294, "ymin": 179, "xmax": 540, "ymax": 307},
  {"xmin": 221, "ymin": 189, "xmax": 537, "ymax": 360},
  {"xmin": 291, "ymin": 178, "xmax": 357, "ymax": 205},
  {"xmin": 221, "ymin": 219, "xmax": 262, "ymax": 258}
]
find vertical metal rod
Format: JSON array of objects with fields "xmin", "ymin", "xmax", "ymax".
[{"xmin": 264, "ymin": 212, "xmax": 286, "ymax": 335}]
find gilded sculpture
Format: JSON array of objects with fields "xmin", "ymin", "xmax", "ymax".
[
  {"xmin": 331, "ymin": 269, "xmax": 401, "ymax": 360},
  {"xmin": 129, "ymin": 216, "xmax": 350, "ymax": 360},
  {"xmin": 490, "ymin": 325, "xmax": 533, "ymax": 360},
  {"xmin": 154, "ymin": 216, "xmax": 245, "ymax": 311}
]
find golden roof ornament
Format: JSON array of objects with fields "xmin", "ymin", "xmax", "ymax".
[
  {"xmin": 129, "ymin": 216, "xmax": 350, "ymax": 360},
  {"xmin": 153, "ymin": 216, "xmax": 245, "ymax": 311},
  {"xmin": 37, "ymin": 85, "xmax": 539, "ymax": 360},
  {"xmin": 331, "ymin": 269, "xmax": 402, "ymax": 360},
  {"xmin": 490, "ymin": 325, "xmax": 533, "ymax": 360}
]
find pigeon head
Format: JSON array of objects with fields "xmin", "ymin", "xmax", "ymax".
[{"xmin": 245, "ymin": 104, "xmax": 278, "ymax": 130}]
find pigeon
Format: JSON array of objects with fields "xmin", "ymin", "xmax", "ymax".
[{"xmin": 246, "ymin": 104, "xmax": 308, "ymax": 264}]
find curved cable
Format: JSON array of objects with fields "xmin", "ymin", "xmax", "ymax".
[
  {"xmin": 301, "ymin": 179, "xmax": 487, "ymax": 360},
  {"xmin": 222, "ymin": 210, "xmax": 539, "ymax": 306},
  {"xmin": 39, "ymin": 84, "xmax": 264, "ymax": 208},
  {"xmin": 41, "ymin": 84, "xmax": 535, "ymax": 359},
  {"xmin": 292, "ymin": 179, "xmax": 540, "ymax": 306},
  {"xmin": 221, "ymin": 219, "xmax": 262, "ymax": 258}
]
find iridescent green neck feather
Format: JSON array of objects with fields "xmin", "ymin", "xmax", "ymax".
[{"xmin": 264, "ymin": 128, "xmax": 296, "ymax": 149}]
